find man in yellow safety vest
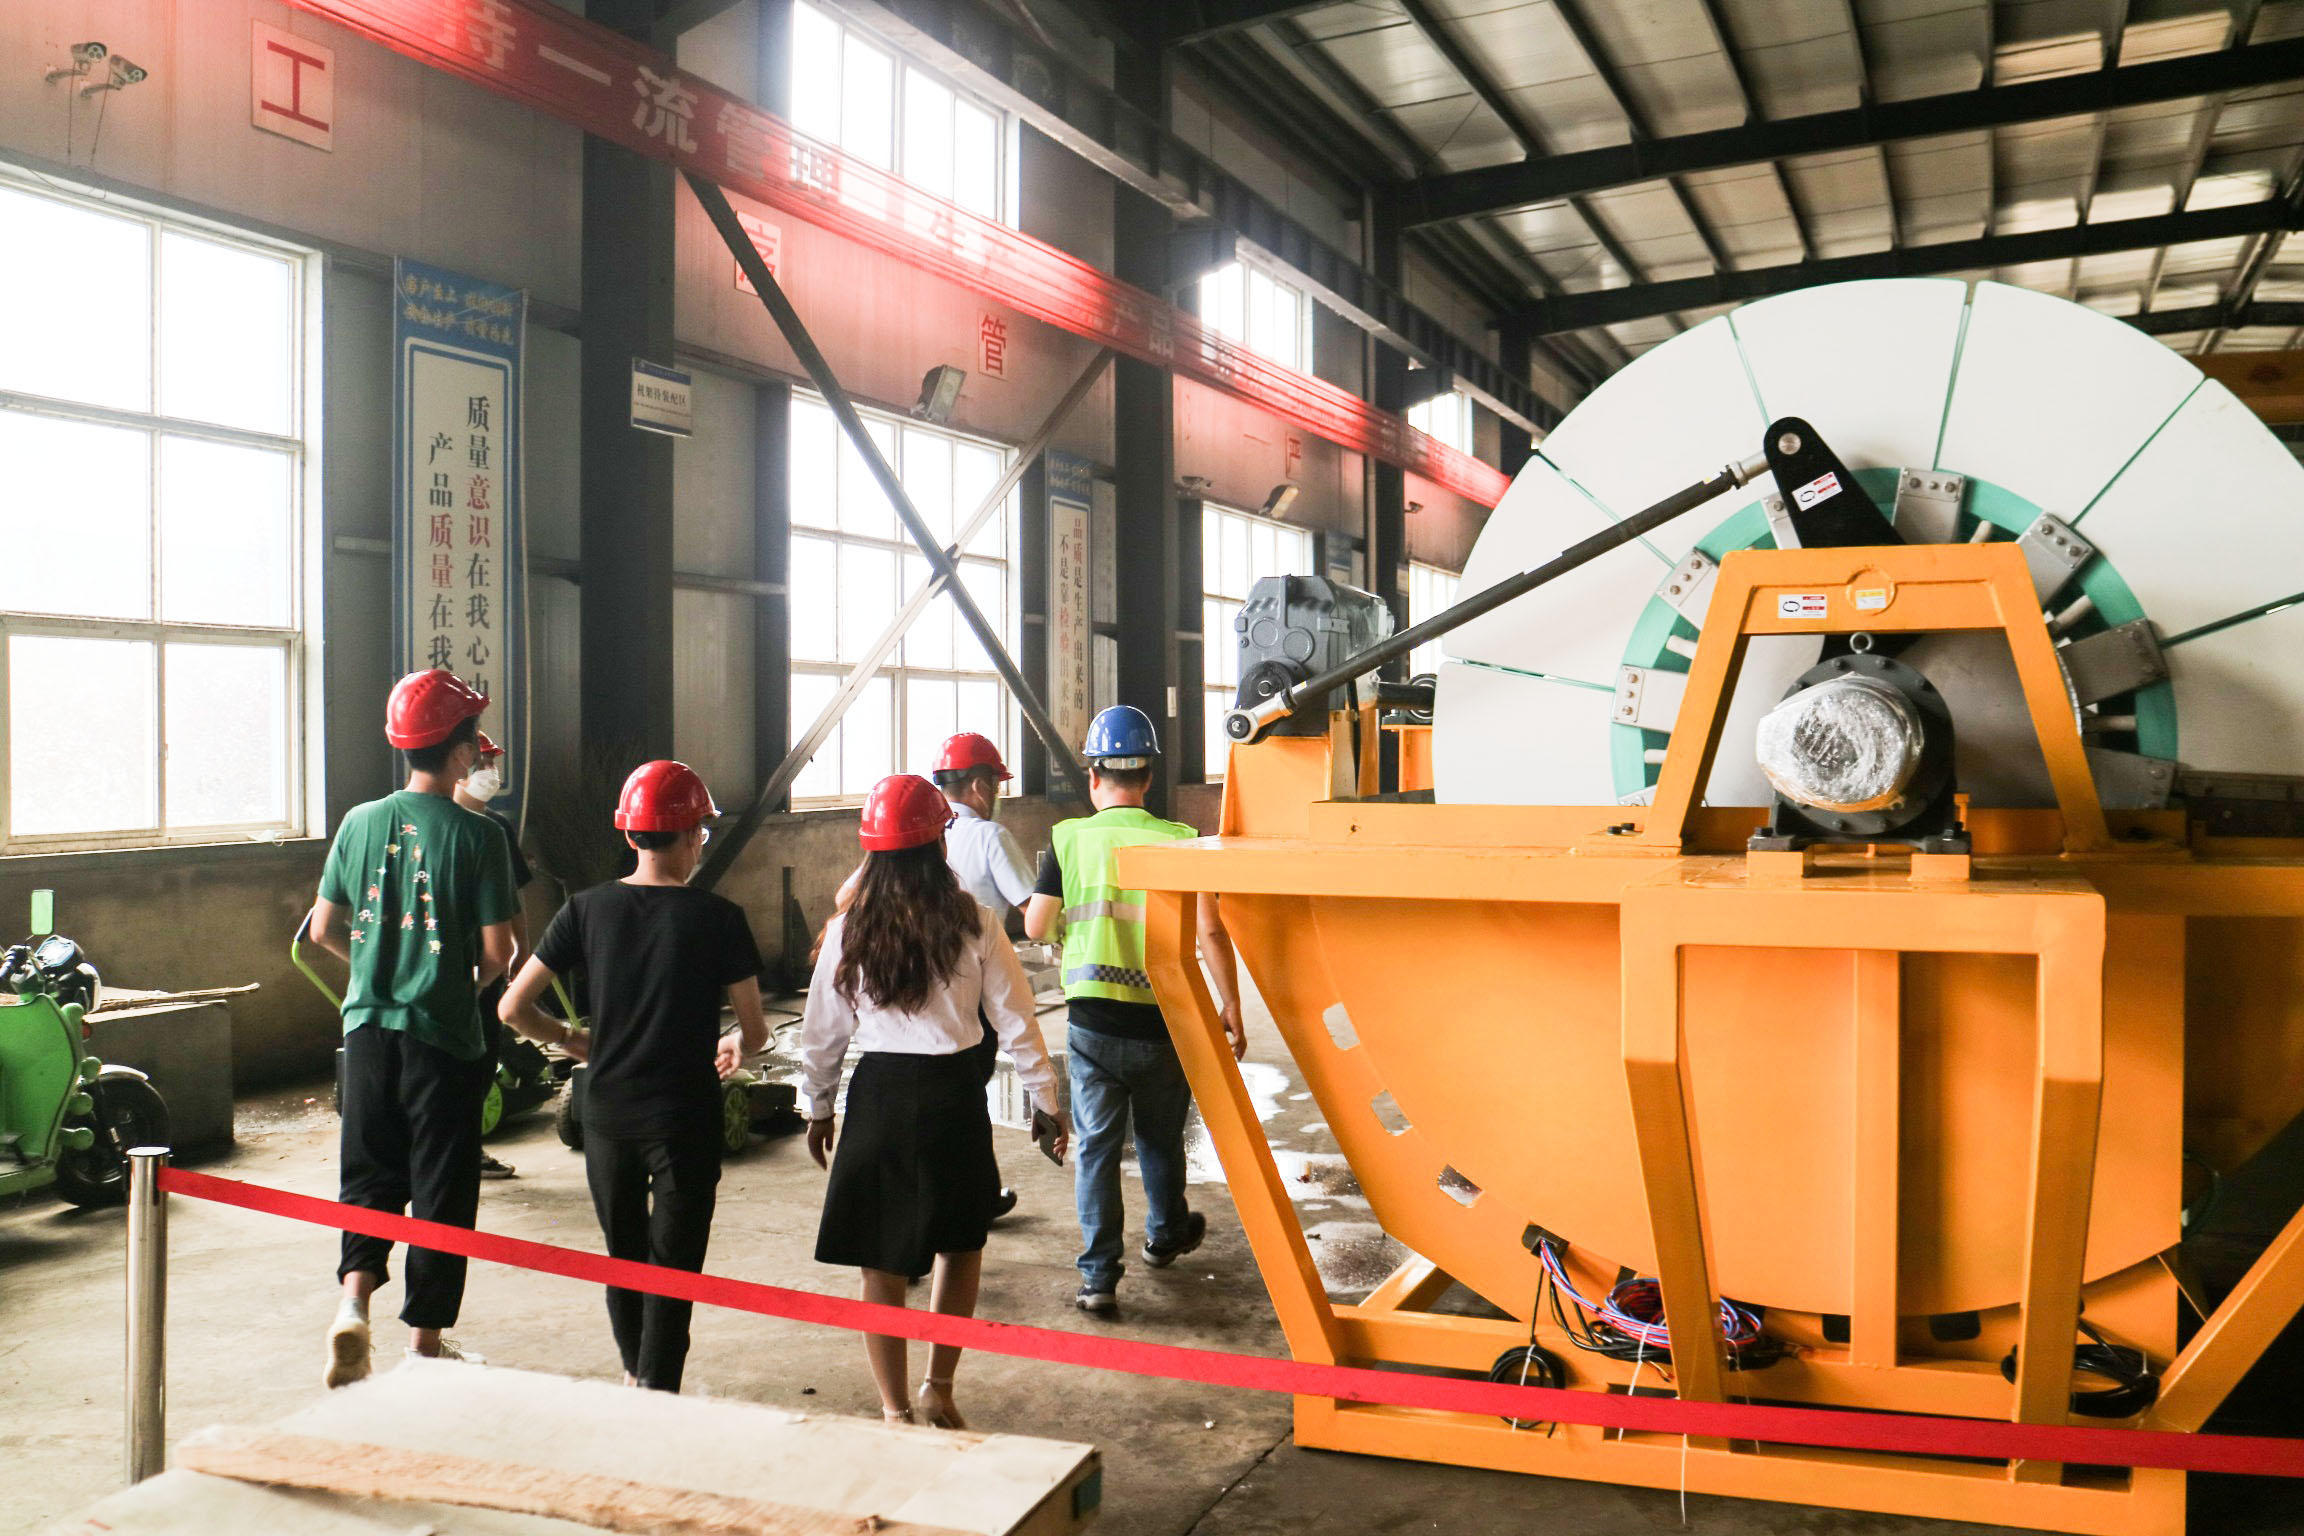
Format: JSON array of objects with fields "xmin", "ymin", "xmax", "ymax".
[{"xmin": 1024, "ymin": 706, "xmax": 1243, "ymax": 1315}]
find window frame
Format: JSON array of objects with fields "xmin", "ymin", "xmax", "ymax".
[
  {"xmin": 1197, "ymin": 259, "xmax": 1312, "ymax": 375},
  {"xmin": 1406, "ymin": 560, "xmax": 1461, "ymax": 680},
  {"xmin": 790, "ymin": 0, "xmax": 1015, "ymax": 226},
  {"xmin": 1200, "ymin": 501, "xmax": 1315, "ymax": 782},
  {"xmin": 1407, "ymin": 388, "xmax": 1475, "ymax": 458},
  {"xmin": 786, "ymin": 392, "xmax": 1021, "ymax": 808},
  {"xmin": 0, "ymin": 167, "xmax": 322, "ymax": 854}
]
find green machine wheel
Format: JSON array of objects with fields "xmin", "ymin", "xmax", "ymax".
[{"xmin": 721, "ymin": 1081, "xmax": 751, "ymax": 1155}]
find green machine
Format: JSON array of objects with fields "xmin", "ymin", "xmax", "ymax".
[
  {"xmin": 0, "ymin": 890, "xmax": 170, "ymax": 1206},
  {"xmin": 292, "ymin": 913, "xmax": 565, "ymax": 1137}
]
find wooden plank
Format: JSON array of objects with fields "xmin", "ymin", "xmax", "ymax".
[
  {"xmin": 61, "ymin": 1364, "xmax": 1098, "ymax": 1536},
  {"xmin": 176, "ymin": 1427, "xmax": 972, "ymax": 1536}
]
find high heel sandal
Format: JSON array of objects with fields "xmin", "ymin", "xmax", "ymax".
[
  {"xmin": 917, "ymin": 1377, "xmax": 966, "ymax": 1431},
  {"xmin": 882, "ymin": 1404, "xmax": 916, "ymax": 1425}
]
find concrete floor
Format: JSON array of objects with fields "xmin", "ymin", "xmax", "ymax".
[{"xmin": 5, "ymin": 992, "xmax": 2301, "ymax": 1536}]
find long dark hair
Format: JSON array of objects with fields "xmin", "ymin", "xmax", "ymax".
[{"xmin": 835, "ymin": 842, "xmax": 980, "ymax": 1012}]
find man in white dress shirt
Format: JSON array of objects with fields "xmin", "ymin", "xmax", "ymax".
[
  {"xmin": 931, "ymin": 732, "xmax": 1035, "ymax": 1219},
  {"xmin": 930, "ymin": 732, "xmax": 1036, "ymax": 922}
]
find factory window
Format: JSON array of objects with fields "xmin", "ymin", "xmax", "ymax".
[
  {"xmin": 790, "ymin": 0, "xmax": 1007, "ymax": 222},
  {"xmin": 1198, "ymin": 262, "xmax": 1308, "ymax": 374},
  {"xmin": 1407, "ymin": 562, "xmax": 1460, "ymax": 678},
  {"xmin": 1202, "ymin": 503, "xmax": 1315, "ymax": 781},
  {"xmin": 787, "ymin": 394, "xmax": 1017, "ymax": 804},
  {"xmin": 0, "ymin": 174, "xmax": 315, "ymax": 852},
  {"xmin": 1407, "ymin": 389, "xmax": 1474, "ymax": 458}
]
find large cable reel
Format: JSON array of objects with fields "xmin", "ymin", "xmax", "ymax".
[{"xmin": 1433, "ymin": 280, "xmax": 2304, "ymax": 808}]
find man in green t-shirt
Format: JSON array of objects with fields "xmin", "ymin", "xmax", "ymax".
[{"xmin": 307, "ymin": 669, "xmax": 520, "ymax": 1387}]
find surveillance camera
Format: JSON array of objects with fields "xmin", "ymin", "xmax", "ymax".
[
  {"xmin": 80, "ymin": 56, "xmax": 146, "ymax": 95},
  {"xmin": 44, "ymin": 40, "xmax": 107, "ymax": 81}
]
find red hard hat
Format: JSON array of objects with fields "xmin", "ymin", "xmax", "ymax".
[
  {"xmin": 385, "ymin": 669, "xmax": 489, "ymax": 748},
  {"xmin": 614, "ymin": 760, "xmax": 718, "ymax": 832},
  {"xmin": 933, "ymin": 731, "xmax": 1010, "ymax": 781},
  {"xmin": 859, "ymin": 774, "xmax": 952, "ymax": 851},
  {"xmin": 475, "ymin": 731, "xmax": 503, "ymax": 761}
]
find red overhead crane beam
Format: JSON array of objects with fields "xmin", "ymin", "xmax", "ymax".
[{"xmin": 287, "ymin": 0, "xmax": 1511, "ymax": 508}]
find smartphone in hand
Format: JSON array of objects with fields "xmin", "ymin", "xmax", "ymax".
[{"xmin": 1031, "ymin": 1107, "xmax": 1064, "ymax": 1166}]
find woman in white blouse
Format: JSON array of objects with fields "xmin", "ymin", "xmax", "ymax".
[{"xmin": 802, "ymin": 774, "xmax": 1068, "ymax": 1430}]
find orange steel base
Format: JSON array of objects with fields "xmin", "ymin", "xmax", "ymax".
[{"xmin": 1124, "ymin": 545, "xmax": 2304, "ymax": 1536}]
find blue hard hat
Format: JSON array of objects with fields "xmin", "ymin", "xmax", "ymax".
[{"xmin": 1084, "ymin": 705, "xmax": 1160, "ymax": 766}]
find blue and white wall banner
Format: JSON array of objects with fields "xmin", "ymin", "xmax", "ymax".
[
  {"xmin": 1046, "ymin": 450, "xmax": 1094, "ymax": 749},
  {"xmin": 391, "ymin": 257, "xmax": 528, "ymax": 826}
]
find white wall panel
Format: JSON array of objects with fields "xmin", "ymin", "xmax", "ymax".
[
  {"xmin": 674, "ymin": 587, "xmax": 756, "ymax": 799},
  {"xmin": 673, "ymin": 370, "xmax": 758, "ymax": 579}
]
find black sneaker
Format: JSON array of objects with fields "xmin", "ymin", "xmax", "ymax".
[
  {"xmin": 478, "ymin": 1153, "xmax": 517, "ymax": 1180},
  {"xmin": 1075, "ymin": 1282, "xmax": 1117, "ymax": 1314},
  {"xmin": 991, "ymin": 1187, "xmax": 1018, "ymax": 1221},
  {"xmin": 1143, "ymin": 1211, "xmax": 1207, "ymax": 1269}
]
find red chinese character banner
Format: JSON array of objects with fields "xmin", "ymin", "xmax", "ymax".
[
  {"xmin": 292, "ymin": 0, "xmax": 1509, "ymax": 509},
  {"xmin": 392, "ymin": 256, "xmax": 527, "ymax": 817}
]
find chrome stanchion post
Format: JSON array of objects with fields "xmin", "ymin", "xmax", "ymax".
[{"xmin": 125, "ymin": 1146, "xmax": 169, "ymax": 1483}]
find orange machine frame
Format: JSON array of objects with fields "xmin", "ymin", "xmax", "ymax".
[{"xmin": 1123, "ymin": 543, "xmax": 2304, "ymax": 1535}]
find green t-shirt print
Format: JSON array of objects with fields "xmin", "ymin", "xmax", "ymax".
[{"xmin": 319, "ymin": 790, "xmax": 518, "ymax": 1060}]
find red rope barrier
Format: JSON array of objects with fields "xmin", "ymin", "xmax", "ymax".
[{"xmin": 159, "ymin": 1166, "xmax": 2304, "ymax": 1479}]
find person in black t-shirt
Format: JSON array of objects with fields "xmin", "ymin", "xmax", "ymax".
[
  {"xmin": 499, "ymin": 760, "xmax": 766, "ymax": 1392},
  {"xmin": 455, "ymin": 732, "xmax": 532, "ymax": 1179}
]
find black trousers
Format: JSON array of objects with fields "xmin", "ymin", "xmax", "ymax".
[
  {"xmin": 966, "ymin": 1010, "xmax": 1006, "ymax": 1185},
  {"xmin": 337, "ymin": 1024, "xmax": 490, "ymax": 1328},
  {"xmin": 584, "ymin": 1128, "xmax": 721, "ymax": 1392}
]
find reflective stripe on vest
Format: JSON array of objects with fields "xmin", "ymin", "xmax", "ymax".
[
  {"xmin": 1063, "ymin": 899, "xmax": 1145, "ymax": 924},
  {"xmin": 1051, "ymin": 807, "xmax": 1197, "ymax": 1006}
]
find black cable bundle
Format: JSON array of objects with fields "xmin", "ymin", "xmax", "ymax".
[{"xmin": 1999, "ymin": 1317, "xmax": 2160, "ymax": 1419}]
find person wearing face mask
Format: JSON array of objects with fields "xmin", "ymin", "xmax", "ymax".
[
  {"xmin": 306, "ymin": 670, "xmax": 521, "ymax": 1386},
  {"xmin": 455, "ymin": 733, "xmax": 532, "ymax": 1179}
]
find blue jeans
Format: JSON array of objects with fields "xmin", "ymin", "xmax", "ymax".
[{"xmin": 1068, "ymin": 1024, "xmax": 1194, "ymax": 1290}]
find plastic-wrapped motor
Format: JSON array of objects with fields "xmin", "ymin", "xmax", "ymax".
[
  {"xmin": 1755, "ymin": 676, "xmax": 1925, "ymax": 814},
  {"xmin": 1747, "ymin": 650, "xmax": 1964, "ymax": 851}
]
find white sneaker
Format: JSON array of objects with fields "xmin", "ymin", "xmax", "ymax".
[
  {"xmin": 324, "ymin": 1311, "xmax": 371, "ymax": 1389},
  {"xmin": 408, "ymin": 1338, "xmax": 485, "ymax": 1365}
]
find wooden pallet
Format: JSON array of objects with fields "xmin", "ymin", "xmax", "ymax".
[{"xmin": 53, "ymin": 1361, "xmax": 1099, "ymax": 1536}]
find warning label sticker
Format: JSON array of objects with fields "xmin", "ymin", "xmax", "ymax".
[
  {"xmin": 1851, "ymin": 586, "xmax": 1891, "ymax": 612},
  {"xmin": 1778, "ymin": 592, "xmax": 1830, "ymax": 619},
  {"xmin": 1791, "ymin": 471, "xmax": 1841, "ymax": 511}
]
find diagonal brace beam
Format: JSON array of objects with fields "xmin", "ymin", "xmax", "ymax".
[{"xmin": 687, "ymin": 175, "xmax": 1096, "ymax": 889}]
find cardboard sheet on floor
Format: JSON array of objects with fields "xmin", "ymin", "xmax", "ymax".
[{"xmin": 54, "ymin": 1359, "xmax": 1100, "ymax": 1536}]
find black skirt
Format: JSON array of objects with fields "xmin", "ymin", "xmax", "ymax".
[{"xmin": 815, "ymin": 1051, "xmax": 1002, "ymax": 1274}]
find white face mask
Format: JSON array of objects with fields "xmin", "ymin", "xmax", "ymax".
[{"xmin": 464, "ymin": 764, "xmax": 505, "ymax": 803}]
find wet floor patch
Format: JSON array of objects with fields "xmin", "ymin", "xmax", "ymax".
[{"xmin": 1302, "ymin": 1219, "xmax": 1411, "ymax": 1297}]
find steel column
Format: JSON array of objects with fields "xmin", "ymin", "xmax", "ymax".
[
  {"xmin": 751, "ymin": 381, "xmax": 793, "ymax": 809},
  {"xmin": 1368, "ymin": 197, "xmax": 1409, "ymax": 640},
  {"xmin": 579, "ymin": 0, "xmax": 678, "ymax": 761},
  {"xmin": 1113, "ymin": 38, "xmax": 1184, "ymax": 812}
]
